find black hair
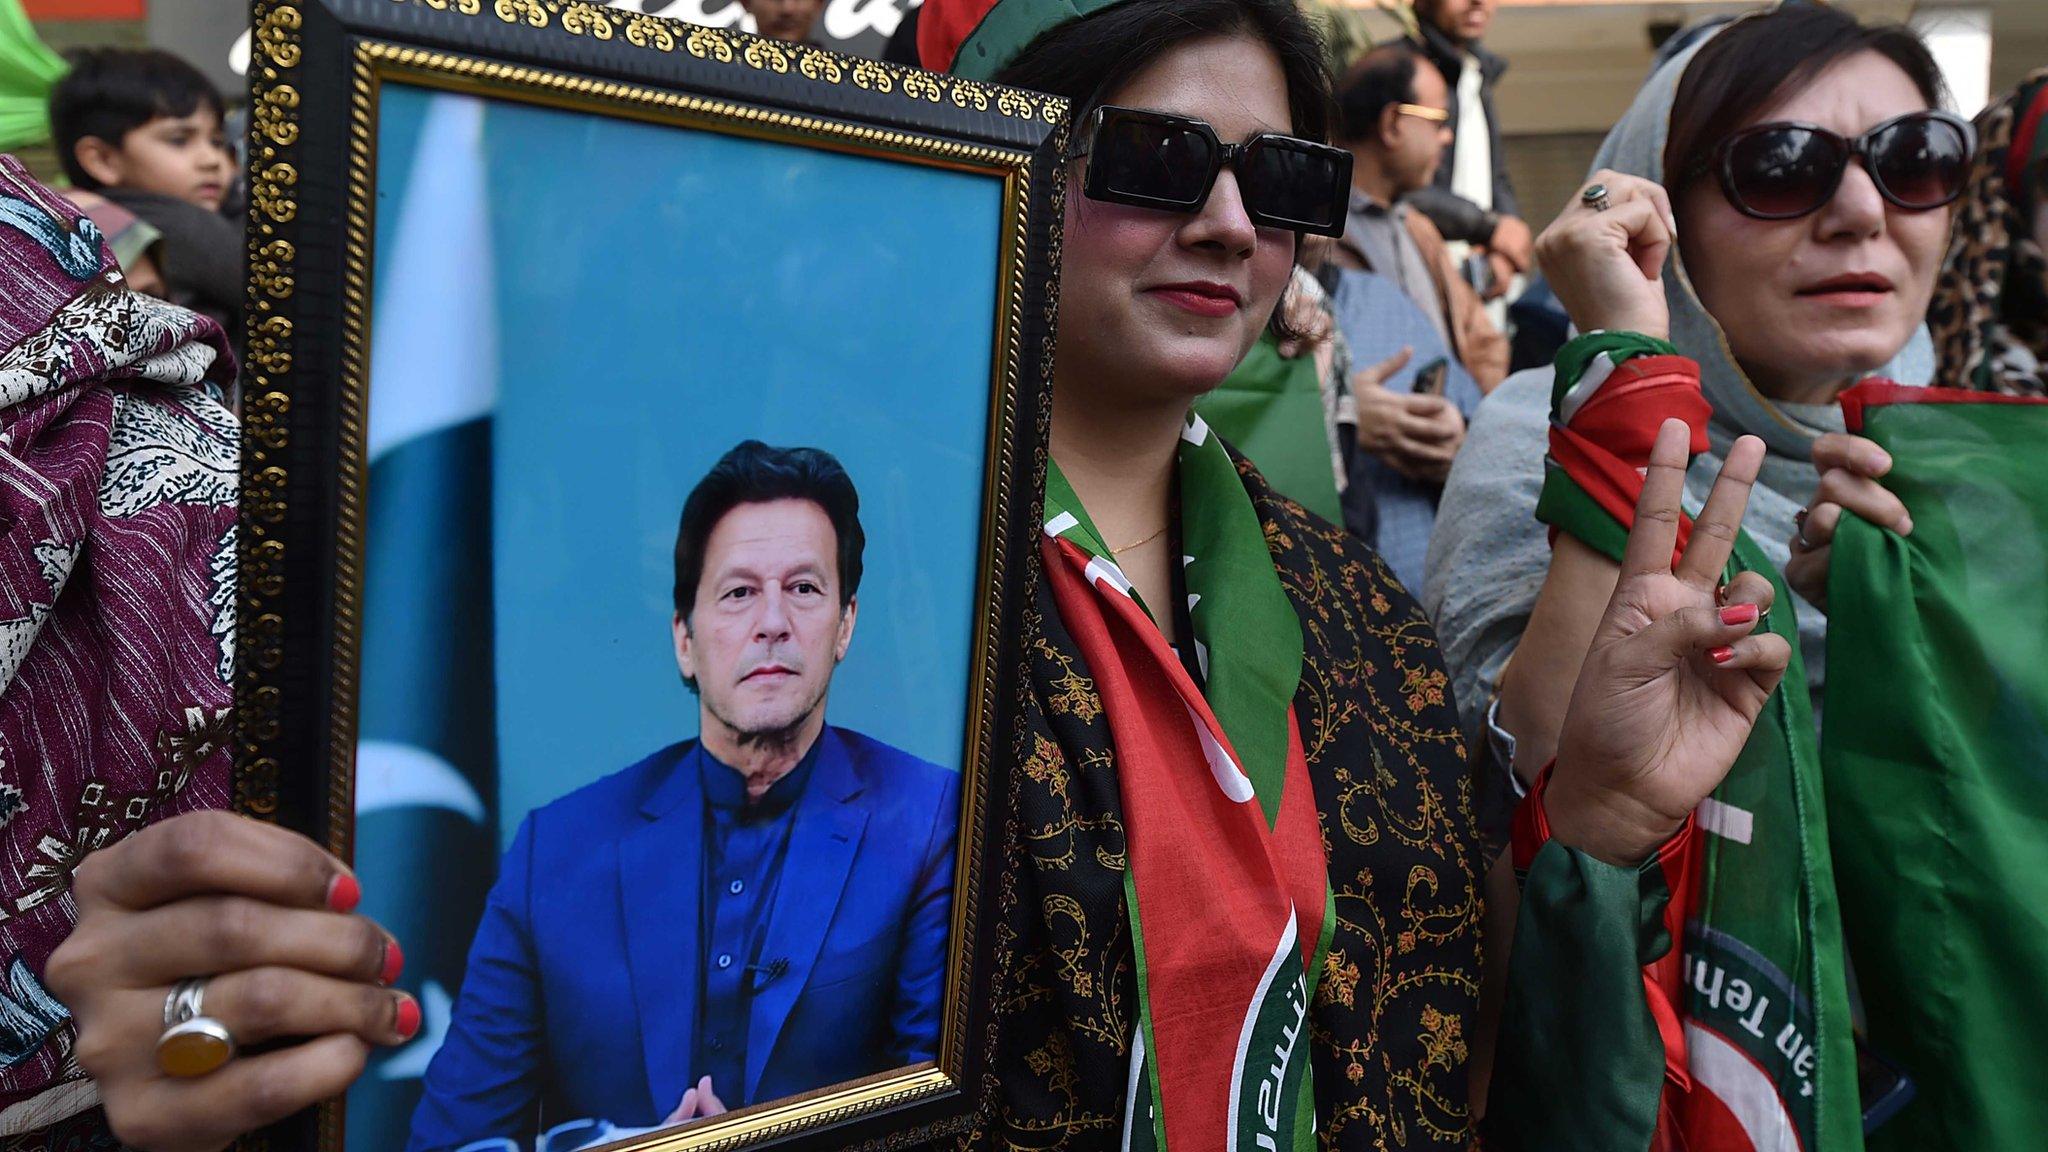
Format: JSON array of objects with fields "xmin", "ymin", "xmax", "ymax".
[
  {"xmin": 50, "ymin": 48, "xmax": 226, "ymax": 191},
  {"xmin": 992, "ymin": 0, "xmax": 1336, "ymax": 345},
  {"xmin": 1335, "ymin": 42, "xmax": 1425, "ymax": 142},
  {"xmin": 671, "ymin": 440, "xmax": 865, "ymax": 626},
  {"xmin": 992, "ymin": 0, "xmax": 1331, "ymax": 146},
  {"xmin": 1666, "ymin": 5, "xmax": 1946, "ymax": 194}
]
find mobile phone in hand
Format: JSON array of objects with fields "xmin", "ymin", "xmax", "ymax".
[{"xmin": 1412, "ymin": 356, "xmax": 1450, "ymax": 397}]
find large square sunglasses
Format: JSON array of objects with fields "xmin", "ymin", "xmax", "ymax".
[
  {"xmin": 1688, "ymin": 109, "xmax": 1976, "ymax": 221},
  {"xmin": 1067, "ymin": 105, "xmax": 1353, "ymax": 237}
]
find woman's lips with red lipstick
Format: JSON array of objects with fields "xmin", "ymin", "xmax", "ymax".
[{"xmin": 1147, "ymin": 281, "xmax": 1243, "ymax": 318}]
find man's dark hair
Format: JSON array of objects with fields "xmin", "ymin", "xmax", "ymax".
[
  {"xmin": 1665, "ymin": 6, "xmax": 1945, "ymax": 195},
  {"xmin": 671, "ymin": 440, "xmax": 865, "ymax": 622},
  {"xmin": 992, "ymin": 0, "xmax": 1333, "ymax": 345},
  {"xmin": 1335, "ymin": 42, "xmax": 1424, "ymax": 143},
  {"xmin": 50, "ymin": 49, "xmax": 226, "ymax": 191}
]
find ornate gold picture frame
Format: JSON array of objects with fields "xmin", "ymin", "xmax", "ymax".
[{"xmin": 238, "ymin": 2, "xmax": 1063, "ymax": 1148}]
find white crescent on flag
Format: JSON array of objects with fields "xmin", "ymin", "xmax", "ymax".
[
  {"xmin": 1684, "ymin": 1021, "xmax": 1802, "ymax": 1152},
  {"xmin": 355, "ymin": 740, "xmax": 487, "ymax": 825}
]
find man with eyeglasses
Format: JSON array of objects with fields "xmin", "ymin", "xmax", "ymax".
[{"xmin": 1322, "ymin": 41, "xmax": 1504, "ymax": 589}]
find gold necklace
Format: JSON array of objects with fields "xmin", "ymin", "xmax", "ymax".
[{"xmin": 1109, "ymin": 525, "xmax": 1168, "ymax": 556}]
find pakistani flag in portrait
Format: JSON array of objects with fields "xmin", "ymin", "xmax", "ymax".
[{"xmin": 348, "ymin": 91, "xmax": 501, "ymax": 1152}]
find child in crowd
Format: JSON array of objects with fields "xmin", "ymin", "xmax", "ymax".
[{"xmin": 48, "ymin": 48, "xmax": 242, "ymax": 336}]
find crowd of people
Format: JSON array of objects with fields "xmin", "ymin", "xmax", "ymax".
[{"xmin": 0, "ymin": 0, "xmax": 2042, "ymax": 1148}]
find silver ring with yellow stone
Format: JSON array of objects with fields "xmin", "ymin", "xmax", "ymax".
[{"xmin": 157, "ymin": 978, "xmax": 236, "ymax": 1077}]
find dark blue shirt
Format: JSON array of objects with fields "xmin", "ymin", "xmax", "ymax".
[{"xmin": 692, "ymin": 739, "xmax": 819, "ymax": 1106}]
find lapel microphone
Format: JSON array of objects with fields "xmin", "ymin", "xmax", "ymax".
[{"xmin": 745, "ymin": 957, "xmax": 789, "ymax": 992}]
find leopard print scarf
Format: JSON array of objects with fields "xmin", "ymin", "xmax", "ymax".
[{"xmin": 1930, "ymin": 70, "xmax": 2048, "ymax": 396}]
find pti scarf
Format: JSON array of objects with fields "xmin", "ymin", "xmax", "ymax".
[
  {"xmin": 1039, "ymin": 416, "xmax": 1333, "ymax": 1151},
  {"xmin": 0, "ymin": 157, "xmax": 238, "ymax": 1136},
  {"xmin": 1489, "ymin": 332, "xmax": 1861, "ymax": 1152},
  {"xmin": 975, "ymin": 433, "xmax": 1480, "ymax": 1152},
  {"xmin": 1823, "ymin": 383, "xmax": 2048, "ymax": 1150}
]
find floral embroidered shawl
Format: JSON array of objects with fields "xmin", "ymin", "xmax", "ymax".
[{"xmin": 0, "ymin": 157, "xmax": 238, "ymax": 1137}]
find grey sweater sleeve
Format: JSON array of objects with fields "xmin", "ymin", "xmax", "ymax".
[{"xmin": 1421, "ymin": 368, "xmax": 1556, "ymax": 745}]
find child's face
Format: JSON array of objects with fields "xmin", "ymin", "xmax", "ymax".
[{"xmin": 108, "ymin": 107, "xmax": 231, "ymax": 212}]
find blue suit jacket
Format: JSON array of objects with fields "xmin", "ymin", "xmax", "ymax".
[{"xmin": 407, "ymin": 727, "xmax": 958, "ymax": 1151}]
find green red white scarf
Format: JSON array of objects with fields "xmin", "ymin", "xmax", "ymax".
[
  {"xmin": 1040, "ymin": 414, "xmax": 1334, "ymax": 1152},
  {"xmin": 1500, "ymin": 332, "xmax": 1861, "ymax": 1152}
]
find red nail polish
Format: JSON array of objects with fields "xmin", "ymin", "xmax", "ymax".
[
  {"xmin": 394, "ymin": 996, "xmax": 421, "ymax": 1041},
  {"xmin": 1719, "ymin": 604, "xmax": 1758, "ymax": 627},
  {"xmin": 326, "ymin": 874, "xmax": 361, "ymax": 913},
  {"xmin": 1709, "ymin": 645, "xmax": 1735, "ymax": 665},
  {"xmin": 380, "ymin": 940, "xmax": 405, "ymax": 986}
]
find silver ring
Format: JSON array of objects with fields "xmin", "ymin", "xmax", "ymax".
[
  {"xmin": 158, "ymin": 978, "xmax": 236, "ymax": 1077},
  {"xmin": 158, "ymin": 1017, "xmax": 237, "ymax": 1078},
  {"xmin": 1794, "ymin": 508, "xmax": 1816, "ymax": 551},
  {"xmin": 1581, "ymin": 183, "xmax": 1612, "ymax": 212},
  {"xmin": 163, "ymin": 977, "xmax": 206, "ymax": 1029}
]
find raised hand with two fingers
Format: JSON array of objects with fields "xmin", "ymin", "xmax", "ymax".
[{"xmin": 1545, "ymin": 419, "xmax": 1794, "ymax": 866}]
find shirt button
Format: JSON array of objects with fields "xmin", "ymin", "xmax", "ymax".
[
  {"xmin": 717, "ymin": 953, "xmax": 733, "ymax": 969},
  {"xmin": 709, "ymin": 1037, "xmax": 724, "ymax": 1051},
  {"xmin": 729, "ymin": 879, "xmax": 744, "ymax": 895}
]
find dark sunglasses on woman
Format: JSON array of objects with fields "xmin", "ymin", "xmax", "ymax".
[
  {"xmin": 1067, "ymin": 105, "xmax": 1353, "ymax": 237},
  {"xmin": 1690, "ymin": 109, "xmax": 1976, "ymax": 221}
]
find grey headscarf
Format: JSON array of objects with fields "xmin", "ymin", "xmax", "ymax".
[{"xmin": 1421, "ymin": 28, "xmax": 1936, "ymax": 739}]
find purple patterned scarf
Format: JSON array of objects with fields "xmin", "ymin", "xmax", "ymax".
[{"xmin": 0, "ymin": 157, "xmax": 238, "ymax": 1135}]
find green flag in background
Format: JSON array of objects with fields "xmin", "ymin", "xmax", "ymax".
[
  {"xmin": 1194, "ymin": 332, "xmax": 1343, "ymax": 524},
  {"xmin": 0, "ymin": 0, "xmax": 63, "ymax": 153},
  {"xmin": 1825, "ymin": 383, "xmax": 2048, "ymax": 1151}
]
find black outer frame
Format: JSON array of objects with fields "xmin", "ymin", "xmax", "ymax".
[{"xmin": 235, "ymin": 0, "xmax": 1067, "ymax": 1147}]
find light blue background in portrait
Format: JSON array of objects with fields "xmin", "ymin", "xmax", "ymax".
[{"xmin": 376, "ymin": 84, "xmax": 1001, "ymax": 847}]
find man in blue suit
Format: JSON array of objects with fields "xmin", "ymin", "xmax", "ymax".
[{"xmin": 408, "ymin": 442, "xmax": 958, "ymax": 1151}]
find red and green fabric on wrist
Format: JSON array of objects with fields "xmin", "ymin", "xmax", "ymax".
[{"xmin": 1535, "ymin": 331, "xmax": 1709, "ymax": 564}]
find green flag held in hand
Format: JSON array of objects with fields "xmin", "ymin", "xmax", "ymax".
[{"xmin": 1825, "ymin": 382, "xmax": 2048, "ymax": 1150}]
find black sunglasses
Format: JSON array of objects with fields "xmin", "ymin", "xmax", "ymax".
[
  {"xmin": 1067, "ymin": 105, "xmax": 1353, "ymax": 237},
  {"xmin": 1689, "ymin": 110, "xmax": 1976, "ymax": 221}
]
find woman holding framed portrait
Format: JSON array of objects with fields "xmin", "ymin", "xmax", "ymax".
[{"xmin": 47, "ymin": 1, "xmax": 1790, "ymax": 1151}]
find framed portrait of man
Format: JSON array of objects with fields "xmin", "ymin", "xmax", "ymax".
[{"xmin": 236, "ymin": 0, "xmax": 1063, "ymax": 1147}]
